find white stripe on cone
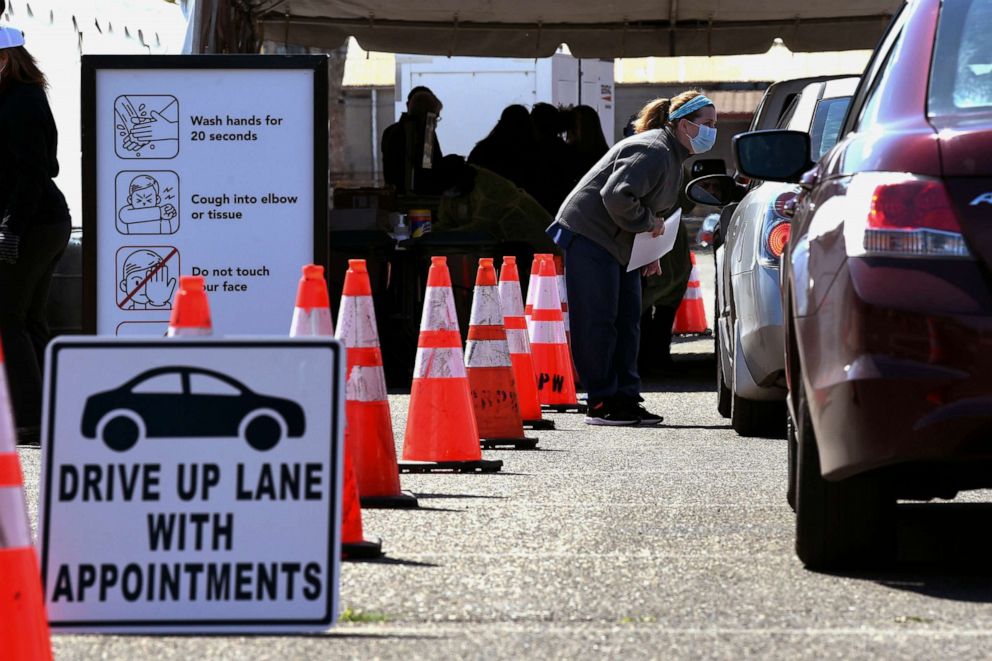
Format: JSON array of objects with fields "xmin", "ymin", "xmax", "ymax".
[
  {"xmin": 336, "ymin": 296, "xmax": 379, "ymax": 348},
  {"xmin": 498, "ymin": 280, "xmax": 525, "ymax": 317},
  {"xmin": 469, "ymin": 286, "xmax": 504, "ymax": 326},
  {"xmin": 530, "ymin": 320, "xmax": 567, "ymax": 345},
  {"xmin": 465, "ymin": 339, "xmax": 512, "ymax": 368},
  {"xmin": 684, "ymin": 287, "xmax": 703, "ymax": 300},
  {"xmin": 414, "ymin": 347, "xmax": 468, "ymax": 379},
  {"xmin": 505, "ymin": 328, "xmax": 530, "ymax": 354},
  {"xmin": 345, "ymin": 365, "xmax": 389, "ymax": 402},
  {"xmin": 0, "ymin": 362, "xmax": 31, "ymax": 547},
  {"xmin": 167, "ymin": 326, "xmax": 211, "ymax": 337},
  {"xmin": 290, "ymin": 307, "xmax": 334, "ymax": 337},
  {"xmin": 557, "ymin": 275, "xmax": 571, "ymax": 332},
  {"xmin": 422, "ymin": 287, "xmax": 459, "ymax": 331}
]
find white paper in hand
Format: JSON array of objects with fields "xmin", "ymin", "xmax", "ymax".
[{"xmin": 627, "ymin": 208, "xmax": 682, "ymax": 272}]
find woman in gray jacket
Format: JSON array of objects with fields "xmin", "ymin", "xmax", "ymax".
[{"xmin": 549, "ymin": 91, "xmax": 717, "ymax": 426}]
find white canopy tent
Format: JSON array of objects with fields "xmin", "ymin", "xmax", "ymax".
[{"xmin": 192, "ymin": 0, "xmax": 904, "ymax": 57}]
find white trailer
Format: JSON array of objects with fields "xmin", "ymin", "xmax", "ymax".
[{"xmin": 395, "ymin": 53, "xmax": 615, "ymax": 158}]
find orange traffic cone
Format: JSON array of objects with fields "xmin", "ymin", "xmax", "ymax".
[
  {"xmin": 524, "ymin": 253, "xmax": 553, "ymax": 332},
  {"xmin": 290, "ymin": 265, "xmax": 382, "ymax": 560},
  {"xmin": 498, "ymin": 257, "xmax": 553, "ymax": 431},
  {"xmin": 336, "ymin": 260, "xmax": 417, "ymax": 509},
  {"xmin": 168, "ymin": 275, "xmax": 212, "ymax": 336},
  {"xmin": 400, "ymin": 256, "xmax": 502, "ymax": 473},
  {"xmin": 465, "ymin": 258, "xmax": 538, "ymax": 450},
  {"xmin": 0, "ymin": 340, "xmax": 52, "ymax": 661},
  {"xmin": 553, "ymin": 255, "xmax": 581, "ymax": 388},
  {"xmin": 530, "ymin": 256, "xmax": 582, "ymax": 412},
  {"xmin": 290, "ymin": 264, "xmax": 334, "ymax": 336},
  {"xmin": 673, "ymin": 252, "xmax": 710, "ymax": 335}
]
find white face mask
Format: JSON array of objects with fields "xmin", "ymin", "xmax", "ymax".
[{"xmin": 685, "ymin": 119, "xmax": 717, "ymax": 154}]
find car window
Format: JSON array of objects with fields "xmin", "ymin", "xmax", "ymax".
[
  {"xmin": 856, "ymin": 28, "xmax": 905, "ymax": 129},
  {"xmin": 776, "ymin": 96, "xmax": 800, "ymax": 129},
  {"xmin": 809, "ymin": 97, "xmax": 852, "ymax": 159},
  {"xmin": 189, "ymin": 373, "xmax": 241, "ymax": 396},
  {"xmin": 843, "ymin": 6, "xmax": 908, "ymax": 134},
  {"xmin": 929, "ymin": 0, "xmax": 992, "ymax": 116},
  {"xmin": 132, "ymin": 373, "xmax": 183, "ymax": 394}
]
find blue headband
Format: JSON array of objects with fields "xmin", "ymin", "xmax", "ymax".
[{"xmin": 669, "ymin": 95, "xmax": 713, "ymax": 121}]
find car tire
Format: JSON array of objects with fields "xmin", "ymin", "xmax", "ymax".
[
  {"xmin": 101, "ymin": 413, "xmax": 141, "ymax": 452},
  {"xmin": 716, "ymin": 325, "xmax": 732, "ymax": 418},
  {"xmin": 794, "ymin": 381, "xmax": 894, "ymax": 569},
  {"xmin": 731, "ymin": 394, "xmax": 786, "ymax": 438},
  {"xmin": 243, "ymin": 413, "xmax": 284, "ymax": 451},
  {"xmin": 786, "ymin": 413, "xmax": 797, "ymax": 512}
]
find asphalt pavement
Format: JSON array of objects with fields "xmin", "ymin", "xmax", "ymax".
[{"xmin": 16, "ymin": 253, "xmax": 992, "ymax": 659}]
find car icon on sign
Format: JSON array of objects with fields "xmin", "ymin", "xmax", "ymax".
[{"xmin": 80, "ymin": 366, "xmax": 306, "ymax": 452}]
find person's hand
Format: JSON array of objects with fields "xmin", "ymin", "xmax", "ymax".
[
  {"xmin": 650, "ymin": 216, "xmax": 666, "ymax": 238},
  {"xmin": 641, "ymin": 260, "xmax": 662, "ymax": 277},
  {"xmin": 0, "ymin": 230, "xmax": 19, "ymax": 264},
  {"xmin": 161, "ymin": 204, "xmax": 177, "ymax": 220},
  {"xmin": 144, "ymin": 265, "xmax": 176, "ymax": 307},
  {"xmin": 131, "ymin": 110, "xmax": 178, "ymax": 143}
]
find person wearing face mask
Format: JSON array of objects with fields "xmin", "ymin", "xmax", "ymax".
[
  {"xmin": 0, "ymin": 27, "xmax": 71, "ymax": 444},
  {"xmin": 547, "ymin": 91, "xmax": 717, "ymax": 426}
]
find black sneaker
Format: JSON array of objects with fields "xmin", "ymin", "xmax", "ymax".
[
  {"xmin": 583, "ymin": 400, "xmax": 639, "ymax": 426},
  {"xmin": 615, "ymin": 400, "xmax": 665, "ymax": 426}
]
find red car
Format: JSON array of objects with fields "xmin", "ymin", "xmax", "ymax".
[{"xmin": 734, "ymin": 0, "xmax": 992, "ymax": 568}]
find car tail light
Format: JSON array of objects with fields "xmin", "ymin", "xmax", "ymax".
[
  {"xmin": 845, "ymin": 174, "xmax": 972, "ymax": 259},
  {"xmin": 758, "ymin": 188, "xmax": 799, "ymax": 267},
  {"xmin": 767, "ymin": 222, "xmax": 791, "ymax": 258}
]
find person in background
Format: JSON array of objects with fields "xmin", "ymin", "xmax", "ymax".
[
  {"xmin": 467, "ymin": 104, "xmax": 538, "ymax": 194},
  {"xmin": 530, "ymin": 102, "xmax": 572, "ymax": 215},
  {"xmin": 381, "ymin": 87, "xmax": 444, "ymax": 194},
  {"xmin": 0, "ymin": 27, "xmax": 72, "ymax": 444},
  {"xmin": 639, "ymin": 158, "xmax": 726, "ymax": 375},
  {"xmin": 434, "ymin": 155, "xmax": 558, "ymax": 255},
  {"xmin": 563, "ymin": 104, "xmax": 609, "ymax": 189},
  {"xmin": 548, "ymin": 91, "xmax": 717, "ymax": 426}
]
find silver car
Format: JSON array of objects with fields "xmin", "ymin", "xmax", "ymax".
[{"xmin": 691, "ymin": 77, "xmax": 858, "ymax": 437}]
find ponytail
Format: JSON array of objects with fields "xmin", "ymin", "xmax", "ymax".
[
  {"xmin": 632, "ymin": 90, "xmax": 707, "ymax": 134},
  {"xmin": 633, "ymin": 98, "xmax": 670, "ymax": 134}
]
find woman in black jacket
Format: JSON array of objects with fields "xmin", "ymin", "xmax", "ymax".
[{"xmin": 0, "ymin": 28, "xmax": 71, "ymax": 442}]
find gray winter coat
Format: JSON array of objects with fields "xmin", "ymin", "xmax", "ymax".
[{"xmin": 553, "ymin": 127, "xmax": 689, "ymax": 265}]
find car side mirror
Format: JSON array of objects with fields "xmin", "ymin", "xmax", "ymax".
[
  {"xmin": 734, "ymin": 130, "xmax": 812, "ymax": 183},
  {"xmin": 685, "ymin": 174, "xmax": 741, "ymax": 208}
]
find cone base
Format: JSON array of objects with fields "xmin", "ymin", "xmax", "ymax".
[
  {"xmin": 360, "ymin": 491, "xmax": 420, "ymax": 509},
  {"xmin": 523, "ymin": 418, "xmax": 555, "ymax": 430},
  {"xmin": 342, "ymin": 537, "xmax": 384, "ymax": 561},
  {"xmin": 399, "ymin": 459, "xmax": 503, "ymax": 474},
  {"xmin": 480, "ymin": 436, "xmax": 539, "ymax": 450},
  {"xmin": 673, "ymin": 329, "xmax": 713, "ymax": 337},
  {"xmin": 542, "ymin": 403, "xmax": 589, "ymax": 414}
]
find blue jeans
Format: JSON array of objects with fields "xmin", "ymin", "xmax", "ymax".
[{"xmin": 564, "ymin": 234, "xmax": 641, "ymax": 404}]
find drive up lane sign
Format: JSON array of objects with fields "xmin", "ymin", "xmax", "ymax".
[{"xmin": 38, "ymin": 338, "xmax": 343, "ymax": 633}]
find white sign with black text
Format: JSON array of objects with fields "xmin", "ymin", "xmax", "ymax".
[
  {"xmin": 39, "ymin": 338, "xmax": 342, "ymax": 633},
  {"xmin": 84, "ymin": 56, "xmax": 327, "ymax": 337}
]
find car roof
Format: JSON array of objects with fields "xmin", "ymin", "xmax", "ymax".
[{"xmin": 821, "ymin": 77, "xmax": 860, "ymax": 100}]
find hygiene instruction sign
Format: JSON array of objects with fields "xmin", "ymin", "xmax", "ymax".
[
  {"xmin": 82, "ymin": 56, "xmax": 329, "ymax": 336},
  {"xmin": 38, "ymin": 338, "xmax": 343, "ymax": 633}
]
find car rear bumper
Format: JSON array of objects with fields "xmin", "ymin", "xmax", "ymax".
[{"xmin": 800, "ymin": 258, "xmax": 992, "ymax": 487}]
